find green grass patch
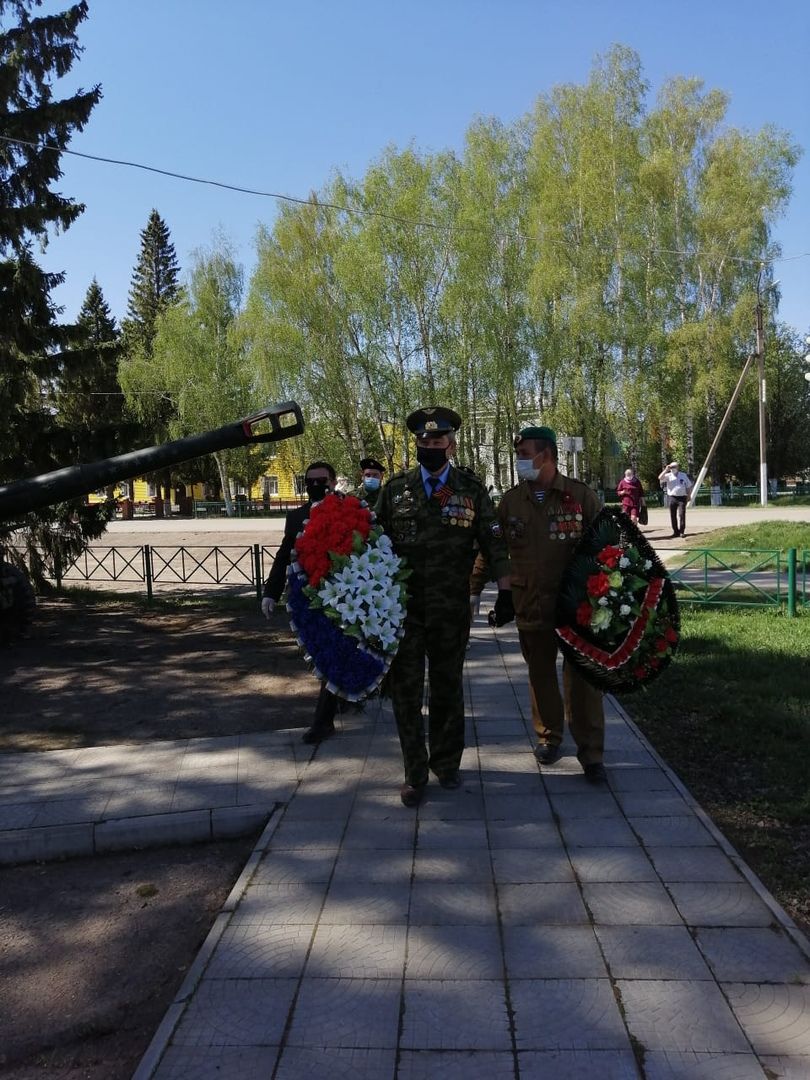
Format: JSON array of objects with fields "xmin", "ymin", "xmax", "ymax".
[
  {"xmin": 668, "ymin": 520, "xmax": 810, "ymax": 572},
  {"xmin": 620, "ymin": 606, "xmax": 810, "ymax": 930}
]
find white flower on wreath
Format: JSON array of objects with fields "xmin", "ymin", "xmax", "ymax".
[
  {"xmin": 619, "ymin": 603, "xmax": 632, "ymax": 616},
  {"xmin": 591, "ymin": 607, "xmax": 613, "ymax": 630},
  {"xmin": 598, "ymin": 597, "xmax": 609, "ymax": 607},
  {"xmin": 619, "ymin": 556, "xmax": 631, "ymax": 568}
]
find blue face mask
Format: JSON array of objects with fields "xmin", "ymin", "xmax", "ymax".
[{"xmin": 363, "ymin": 477, "xmax": 381, "ymax": 491}]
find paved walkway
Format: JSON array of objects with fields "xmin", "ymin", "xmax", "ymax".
[{"xmin": 3, "ymin": 617, "xmax": 810, "ymax": 1078}]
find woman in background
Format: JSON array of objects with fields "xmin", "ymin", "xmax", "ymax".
[{"xmin": 616, "ymin": 468, "xmax": 644, "ymax": 524}]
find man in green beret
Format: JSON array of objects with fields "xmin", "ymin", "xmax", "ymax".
[
  {"xmin": 377, "ymin": 406, "xmax": 512, "ymax": 807},
  {"xmin": 496, "ymin": 425, "xmax": 607, "ymax": 783}
]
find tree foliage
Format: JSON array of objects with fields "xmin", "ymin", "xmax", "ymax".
[
  {"xmin": 0, "ymin": 0, "xmax": 105, "ymax": 586},
  {"xmin": 241, "ymin": 46, "xmax": 800, "ymax": 491}
]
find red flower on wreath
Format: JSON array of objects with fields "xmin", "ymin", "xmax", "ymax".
[
  {"xmin": 655, "ymin": 637, "xmax": 669, "ymax": 653},
  {"xmin": 586, "ymin": 571, "xmax": 611, "ymax": 598},
  {"xmin": 665, "ymin": 626, "xmax": 678, "ymax": 643},
  {"xmin": 576, "ymin": 601, "xmax": 593, "ymax": 627},
  {"xmin": 596, "ymin": 544, "xmax": 623, "ymax": 569},
  {"xmin": 295, "ymin": 494, "xmax": 372, "ymax": 587}
]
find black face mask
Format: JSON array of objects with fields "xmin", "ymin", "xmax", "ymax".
[
  {"xmin": 305, "ymin": 479, "xmax": 329, "ymax": 502},
  {"xmin": 416, "ymin": 445, "xmax": 448, "ymax": 473}
]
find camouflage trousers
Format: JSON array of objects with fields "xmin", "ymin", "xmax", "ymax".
[{"xmin": 387, "ymin": 608, "xmax": 470, "ymax": 786}]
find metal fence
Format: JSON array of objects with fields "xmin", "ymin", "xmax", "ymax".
[
  {"xmin": 57, "ymin": 544, "xmax": 279, "ymax": 602},
  {"xmin": 55, "ymin": 542, "xmax": 809, "ymax": 614}
]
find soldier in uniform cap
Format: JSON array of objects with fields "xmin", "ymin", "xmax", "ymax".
[
  {"xmin": 496, "ymin": 425, "xmax": 607, "ymax": 783},
  {"xmin": 377, "ymin": 406, "xmax": 512, "ymax": 807},
  {"xmin": 352, "ymin": 456, "xmax": 386, "ymax": 511}
]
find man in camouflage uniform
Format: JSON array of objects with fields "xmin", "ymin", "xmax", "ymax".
[
  {"xmin": 497, "ymin": 425, "xmax": 607, "ymax": 783},
  {"xmin": 351, "ymin": 456, "xmax": 385, "ymax": 511},
  {"xmin": 376, "ymin": 407, "xmax": 512, "ymax": 807}
]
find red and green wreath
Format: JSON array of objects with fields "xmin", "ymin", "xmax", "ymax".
[{"xmin": 556, "ymin": 507, "xmax": 679, "ymax": 693}]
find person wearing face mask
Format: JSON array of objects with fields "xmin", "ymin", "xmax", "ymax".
[
  {"xmin": 497, "ymin": 426, "xmax": 607, "ymax": 784},
  {"xmin": 352, "ymin": 456, "xmax": 386, "ymax": 510},
  {"xmin": 262, "ymin": 460, "xmax": 341, "ymax": 744},
  {"xmin": 376, "ymin": 407, "xmax": 512, "ymax": 808}
]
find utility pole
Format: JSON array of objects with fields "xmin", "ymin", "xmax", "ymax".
[{"xmin": 755, "ymin": 297, "xmax": 768, "ymax": 506}]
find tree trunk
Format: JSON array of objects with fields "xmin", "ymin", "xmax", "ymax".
[{"xmin": 214, "ymin": 451, "xmax": 235, "ymax": 517}]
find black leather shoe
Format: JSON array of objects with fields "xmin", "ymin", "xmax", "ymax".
[
  {"xmin": 533, "ymin": 743, "xmax": 561, "ymax": 765},
  {"xmin": 438, "ymin": 770, "xmax": 461, "ymax": 790},
  {"xmin": 400, "ymin": 783, "xmax": 426, "ymax": 808},
  {"xmin": 583, "ymin": 762, "xmax": 608, "ymax": 784},
  {"xmin": 301, "ymin": 724, "xmax": 335, "ymax": 745}
]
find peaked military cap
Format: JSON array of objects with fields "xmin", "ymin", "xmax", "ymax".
[
  {"xmin": 406, "ymin": 406, "xmax": 462, "ymax": 436},
  {"xmin": 359, "ymin": 457, "xmax": 385, "ymax": 473},
  {"xmin": 514, "ymin": 424, "xmax": 556, "ymax": 447}
]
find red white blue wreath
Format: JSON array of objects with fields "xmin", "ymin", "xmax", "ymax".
[{"xmin": 285, "ymin": 493, "xmax": 409, "ymax": 700}]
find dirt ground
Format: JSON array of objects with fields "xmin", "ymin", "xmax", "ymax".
[
  {"xmin": 0, "ymin": 597, "xmax": 318, "ymax": 752},
  {"xmin": 0, "ymin": 597, "xmax": 316, "ymax": 1078}
]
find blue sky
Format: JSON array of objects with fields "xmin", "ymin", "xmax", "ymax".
[{"xmin": 34, "ymin": 0, "xmax": 810, "ymax": 333}]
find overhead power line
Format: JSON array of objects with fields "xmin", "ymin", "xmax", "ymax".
[{"xmin": 2, "ymin": 133, "xmax": 808, "ymax": 267}]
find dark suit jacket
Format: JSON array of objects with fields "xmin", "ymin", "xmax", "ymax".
[{"xmin": 263, "ymin": 502, "xmax": 311, "ymax": 601}]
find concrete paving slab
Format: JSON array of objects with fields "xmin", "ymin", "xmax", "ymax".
[
  {"xmin": 723, "ymin": 984, "xmax": 810, "ymax": 1055},
  {"xmin": 286, "ymin": 977, "xmax": 401, "ymax": 1048},
  {"xmin": 595, "ymin": 926, "xmax": 713, "ymax": 980},
  {"xmin": 405, "ymin": 924, "xmax": 504, "ymax": 980},
  {"xmin": 410, "ymin": 882, "xmax": 498, "ymax": 924},
  {"xmin": 203, "ymin": 923, "xmax": 314, "ymax": 979},
  {"xmin": 498, "ymin": 882, "xmax": 590, "ymax": 926},
  {"xmin": 618, "ymin": 979, "xmax": 750, "ymax": 1052},
  {"xmin": 647, "ymin": 846, "xmax": 745, "ymax": 883},
  {"xmin": 318, "ymin": 881, "xmax": 410, "ymax": 925},
  {"xmin": 503, "ymin": 926, "xmax": 606, "ymax": 979},
  {"xmin": 250, "ymin": 848, "xmax": 338, "ymax": 884},
  {"xmin": 643, "ymin": 1050, "xmax": 767, "ymax": 1078},
  {"xmin": 568, "ymin": 847, "xmax": 658, "ymax": 882},
  {"xmin": 401, "ymin": 979, "xmax": 512, "ymax": 1050},
  {"xmin": 151, "ymin": 1046, "xmax": 280, "ymax": 1080},
  {"xmin": 695, "ymin": 927, "xmax": 810, "ymax": 984},
  {"xmin": 169, "ymin": 977, "xmax": 296, "ymax": 1047},
  {"xmin": 669, "ymin": 882, "xmax": 777, "ymax": 927},
  {"xmin": 517, "ymin": 1049, "xmax": 640, "ymax": 1078},
  {"xmin": 414, "ymin": 849, "xmax": 493, "ymax": 883},
  {"xmin": 399, "ymin": 1050, "xmax": 515, "ymax": 1079},
  {"xmin": 510, "ymin": 978, "xmax": 631, "ymax": 1050},
  {"xmin": 582, "ymin": 882, "xmax": 684, "ymax": 925},
  {"xmin": 306, "ymin": 923, "xmax": 407, "ymax": 979},
  {"xmin": 491, "ymin": 848, "xmax": 573, "ymax": 883},
  {"xmin": 274, "ymin": 1047, "xmax": 397, "ymax": 1079}
]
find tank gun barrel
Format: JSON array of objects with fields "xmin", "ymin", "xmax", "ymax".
[{"xmin": 0, "ymin": 401, "xmax": 304, "ymax": 523}]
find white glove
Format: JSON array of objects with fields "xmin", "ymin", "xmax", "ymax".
[{"xmin": 261, "ymin": 597, "xmax": 275, "ymax": 619}]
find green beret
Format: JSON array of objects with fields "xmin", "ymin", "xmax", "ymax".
[
  {"xmin": 406, "ymin": 406, "xmax": 462, "ymax": 436},
  {"xmin": 516, "ymin": 425, "xmax": 556, "ymax": 446}
]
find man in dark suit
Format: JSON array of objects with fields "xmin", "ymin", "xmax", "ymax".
[{"xmin": 261, "ymin": 460, "xmax": 339, "ymax": 743}]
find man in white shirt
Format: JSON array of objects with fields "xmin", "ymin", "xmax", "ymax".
[{"xmin": 658, "ymin": 461, "xmax": 692, "ymax": 538}]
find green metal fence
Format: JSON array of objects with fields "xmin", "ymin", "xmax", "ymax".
[{"xmin": 56, "ymin": 542, "xmax": 808, "ymax": 613}]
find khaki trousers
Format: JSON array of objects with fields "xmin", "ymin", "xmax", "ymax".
[{"xmin": 518, "ymin": 627, "xmax": 605, "ymax": 766}]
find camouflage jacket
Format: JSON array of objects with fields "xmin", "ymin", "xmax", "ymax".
[
  {"xmin": 348, "ymin": 484, "xmax": 381, "ymax": 512},
  {"xmin": 377, "ymin": 465, "xmax": 510, "ymax": 619},
  {"xmin": 497, "ymin": 471, "xmax": 601, "ymax": 630}
]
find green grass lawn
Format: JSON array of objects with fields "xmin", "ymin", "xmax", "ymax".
[
  {"xmin": 619, "ymin": 605, "xmax": 810, "ymax": 932},
  {"xmin": 674, "ymin": 520, "xmax": 810, "ymax": 572}
]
